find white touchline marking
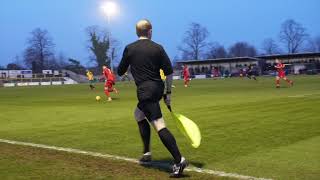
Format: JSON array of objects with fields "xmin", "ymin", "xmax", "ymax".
[
  {"xmin": 0, "ymin": 139, "xmax": 272, "ymax": 180},
  {"xmin": 288, "ymin": 93, "xmax": 320, "ymax": 98}
]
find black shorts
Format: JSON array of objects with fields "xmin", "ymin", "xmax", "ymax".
[
  {"xmin": 247, "ymin": 71, "xmax": 253, "ymax": 76},
  {"xmin": 137, "ymin": 81, "xmax": 164, "ymax": 121}
]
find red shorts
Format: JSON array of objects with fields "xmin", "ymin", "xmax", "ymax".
[
  {"xmin": 105, "ymin": 80, "xmax": 115, "ymax": 92},
  {"xmin": 184, "ymin": 76, "xmax": 190, "ymax": 81},
  {"xmin": 277, "ymin": 71, "xmax": 286, "ymax": 78}
]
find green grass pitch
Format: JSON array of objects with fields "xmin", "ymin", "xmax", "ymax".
[{"xmin": 0, "ymin": 75, "xmax": 319, "ymax": 179}]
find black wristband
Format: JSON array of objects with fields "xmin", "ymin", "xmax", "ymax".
[{"xmin": 166, "ymin": 91, "xmax": 171, "ymax": 94}]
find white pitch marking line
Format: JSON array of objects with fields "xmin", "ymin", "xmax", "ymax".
[
  {"xmin": 288, "ymin": 93, "xmax": 320, "ymax": 98},
  {"xmin": 0, "ymin": 139, "xmax": 272, "ymax": 180}
]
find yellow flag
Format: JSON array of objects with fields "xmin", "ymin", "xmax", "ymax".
[
  {"xmin": 160, "ymin": 69, "xmax": 166, "ymax": 80},
  {"xmin": 171, "ymin": 112, "xmax": 201, "ymax": 148}
]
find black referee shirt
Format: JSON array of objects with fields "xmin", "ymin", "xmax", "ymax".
[{"xmin": 117, "ymin": 39, "xmax": 173, "ymax": 86}]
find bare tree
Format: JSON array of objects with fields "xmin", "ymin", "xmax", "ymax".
[
  {"xmin": 306, "ymin": 36, "xmax": 320, "ymax": 52},
  {"xmin": 206, "ymin": 42, "xmax": 227, "ymax": 59},
  {"xmin": 86, "ymin": 26, "xmax": 111, "ymax": 70},
  {"xmin": 109, "ymin": 38, "xmax": 121, "ymax": 68},
  {"xmin": 55, "ymin": 52, "xmax": 69, "ymax": 69},
  {"xmin": 66, "ymin": 58, "xmax": 86, "ymax": 74},
  {"xmin": 10, "ymin": 55, "xmax": 25, "ymax": 69},
  {"xmin": 45, "ymin": 53, "xmax": 69, "ymax": 70},
  {"xmin": 23, "ymin": 28, "xmax": 55, "ymax": 72},
  {"xmin": 304, "ymin": 37, "xmax": 316, "ymax": 52},
  {"xmin": 279, "ymin": 19, "xmax": 309, "ymax": 53},
  {"xmin": 7, "ymin": 63, "xmax": 22, "ymax": 70},
  {"xmin": 178, "ymin": 22, "xmax": 209, "ymax": 60},
  {"xmin": 315, "ymin": 36, "xmax": 320, "ymax": 52},
  {"xmin": 261, "ymin": 38, "xmax": 281, "ymax": 55},
  {"xmin": 229, "ymin": 42, "xmax": 257, "ymax": 57}
]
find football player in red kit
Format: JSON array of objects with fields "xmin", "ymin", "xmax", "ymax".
[
  {"xmin": 183, "ymin": 65, "xmax": 190, "ymax": 87},
  {"xmin": 274, "ymin": 59, "xmax": 293, "ymax": 88},
  {"xmin": 102, "ymin": 65, "xmax": 118, "ymax": 101}
]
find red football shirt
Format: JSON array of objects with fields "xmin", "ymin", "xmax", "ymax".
[
  {"xmin": 183, "ymin": 67, "xmax": 189, "ymax": 77},
  {"xmin": 103, "ymin": 68, "xmax": 115, "ymax": 81},
  {"xmin": 275, "ymin": 63, "xmax": 285, "ymax": 73}
]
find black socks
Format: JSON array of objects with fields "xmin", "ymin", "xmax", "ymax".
[
  {"xmin": 138, "ymin": 119, "xmax": 151, "ymax": 154},
  {"xmin": 158, "ymin": 128, "xmax": 182, "ymax": 164},
  {"xmin": 138, "ymin": 120, "xmax": 182, "ymax": 164}
]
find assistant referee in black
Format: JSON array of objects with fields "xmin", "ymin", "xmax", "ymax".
[{"xmin": 117, "ymin": 19, "xmax": 187, "ymax": 177}]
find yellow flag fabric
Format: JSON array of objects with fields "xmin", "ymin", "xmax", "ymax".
[
  {"xmin": 160, "ymin": 69, "xmax": 166, "ymax": 80},
  {"xmin": 171, "ymin": 112, "xmax": 201, "ymax": 148}
]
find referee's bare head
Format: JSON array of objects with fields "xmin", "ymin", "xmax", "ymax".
[{"xmin": 136, "ymin": 19, "xmax": 152, "ymax": 39}]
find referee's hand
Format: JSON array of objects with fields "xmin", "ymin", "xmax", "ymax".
[{"xmin": 163, "ymin": 94, "xmax": 171, "ymax": 106}]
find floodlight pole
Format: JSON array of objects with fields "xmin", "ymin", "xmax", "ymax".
[
  {"xmin": 101, "ymin": 1, "xmax": 117, "ymax": 72},
  {"xmin": 107, "ymin": 17, "xmax": 113, "ymax": 72}
]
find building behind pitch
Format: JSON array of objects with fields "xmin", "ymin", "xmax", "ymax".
[{"xmin": 176, "ymin": 52, "xmax": 320, "ymax": 77}]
